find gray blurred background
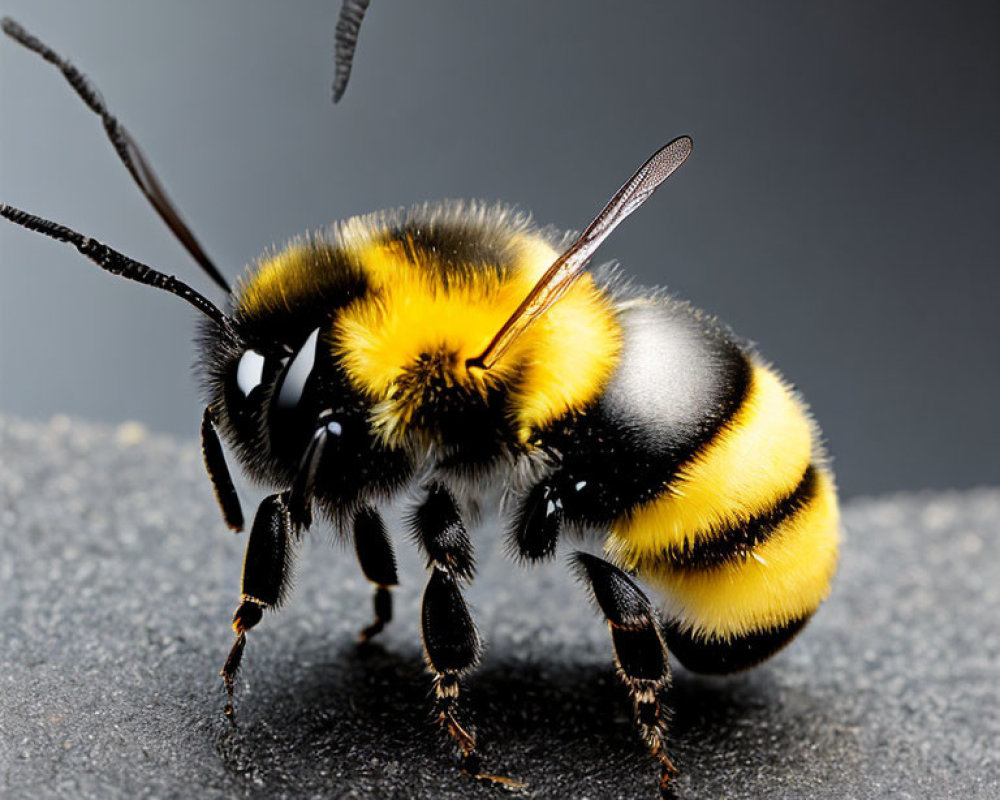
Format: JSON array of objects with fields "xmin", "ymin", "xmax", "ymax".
[{"xmin": 1, "ymin": 0, "xmax": 997, "ymax": 499}]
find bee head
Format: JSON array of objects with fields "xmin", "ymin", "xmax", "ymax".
[{"xmin": 200, "ymin": 320, "xmax": 412, "ymax": 513}]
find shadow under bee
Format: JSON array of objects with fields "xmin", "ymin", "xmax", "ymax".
[{"xmin": 211, "ymin": 635, "xmax": 851, "ymax": 797}]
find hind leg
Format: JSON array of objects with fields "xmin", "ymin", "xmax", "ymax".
[{"xmin": 573, "ymin": 552, "xmax": 678, "ymax": 795}]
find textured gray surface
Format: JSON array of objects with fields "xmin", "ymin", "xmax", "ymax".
[{"xmin": 1, "ymin": 413, "xmax": 998, "ymax": 799}]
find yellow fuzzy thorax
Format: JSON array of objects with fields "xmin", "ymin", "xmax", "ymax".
[
  {"xmin": 334, "ymin": 220, "xmax": 621, "ymax": 443},
  {"xmin": 235, "ymin": 208, "xmax": 622, "ymax": 445}
]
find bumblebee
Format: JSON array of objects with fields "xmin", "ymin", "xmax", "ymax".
[{"xmin": 1, "ymin": 18, "xmax": 840, "ymax": 797}]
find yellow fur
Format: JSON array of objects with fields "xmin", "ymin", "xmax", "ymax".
[
  {"xmin": 508, "ymin": 236, "xmax": 622, "ymax": 441},
  {"xmin": 237, "ymin": 244, "xmax": 311, "ymax": 316},
  {"xmin": 235, "ymin": 240, "xmax": 361, "ymax": 319},
  {"xmin": 234, "ymin": 207, "xmax": 621, "ymax": 445},
  {"xmin": 607, "ymin": 365, "xmax": 815, "ymax": 568},
  {"xmin": 332, "ymin": 222, "xmax": 621, "ymax": 443},
  {"xmin": 641, "ymin": 467, "xmax": 840, "ymax": 638},
  {"xmin": 231, "ymin": 206, "xmax": 839, "ymax": 647}
]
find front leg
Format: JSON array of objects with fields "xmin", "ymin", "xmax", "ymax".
[
  {"xmin": 221, "ymin": 492, "xmax": 296, "ymax": 717},
  {"xmin": 221, "ymin": 412, "xmax": 337, "ymax": 712},
  {"xmin": 201, "ymin": 406, "xmax": 243, "ymax": 531}
]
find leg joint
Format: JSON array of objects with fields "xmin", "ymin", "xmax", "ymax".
[{"xmin": 410, "ymin": 483, "xmax": 475, "ymax": 581}]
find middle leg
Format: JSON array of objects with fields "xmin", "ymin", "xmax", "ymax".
[
  {"xmin": 352, "ymin": 504, "xmax": 398, "ymax": 642},
  {"xmin": 409, "ymin": 483, "xmax": 482, "ymax": 766},
  {"xmin": 413, "ymin": 486, "xmax": 524, "ymax": 787}
]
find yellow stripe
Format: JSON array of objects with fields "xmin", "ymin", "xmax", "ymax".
[
  {"xmin": 237, "ymin": 242, "xmax": 340, "ymax": 318},
  {"xmin": 335, "ymin": 238, "xmax": 523, "ymax": 395},
  {"xmin": 237, "ymin": 209, "xmax": 621, "ymax": 443},
  {"xmin": 641, "ymin": 467, "xmax": 840, "ymax": 639},
  {"xmin": 334, "ymin": 227, "xmax": 620, "ymax": 441},
  {"xmin": 510, "ymin": 270, "xmax": 621, "ymax": 440},
  {"xmin": 608, "ymin": 365, "xmax": 815, "ymax": 567}
]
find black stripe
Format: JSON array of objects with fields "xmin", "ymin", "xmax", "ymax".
[
  {"xmin": 663, "ymin": 614, "xmax": 811, "ymax": 675},
  {"xmin": 646, "ymin": 464, "xmax": 818, "ymax": 571},
  {"xmin": 382, "ymin": 220, "xmax": 513, "ymax": 284},
  {"xmin": 544, "ymin": 304, "xmax": 754, "ymax": 526},
  {"xmin": 642, "ymin": 341, "xmax": 754, "ymax": 502}
]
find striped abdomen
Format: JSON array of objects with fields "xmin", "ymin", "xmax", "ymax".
[{"xmin": 601, "ymin": 309, "xmax": 840, "ymax": 673}]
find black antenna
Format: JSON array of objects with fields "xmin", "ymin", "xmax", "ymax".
[
  {"xmin": 1, "ymin": 204, "xmax": 230, "ymax": 330},
  {"xmin": 1, "ymin": 17, "xmax": 232, "ymax": 295},
  {"xmin": 332, "ymin": 0, "xmax": 371, "ymax": 102}
]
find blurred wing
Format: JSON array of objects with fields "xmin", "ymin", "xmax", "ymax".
[{"xmin": 332, "ymin": 0, "xmax": 371, "ymax": 102}]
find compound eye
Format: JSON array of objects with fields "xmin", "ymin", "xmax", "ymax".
[
  {"xmin": 225, "ymin": 346, "xmax": 284, "ymax": 438},
  {"xmin": 235, "ymin": 349, "xmax": 267, "ymax": 397},
  {"xmin": 267, "ymin": 328, "xmax": 331, "ymax": 462},
  {"xmin": 275, "ymin": 328, "xmax": 320, "ymax": 410}
]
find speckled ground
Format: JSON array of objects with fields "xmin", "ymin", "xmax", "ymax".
[{"xmin": 1, "ymin": 414, "xmax": 997, "ymax": 799}]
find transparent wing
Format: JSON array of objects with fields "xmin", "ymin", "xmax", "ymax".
[{"xmin": 467, "ymin": 136, "xmax": 693, "ymax": 372}]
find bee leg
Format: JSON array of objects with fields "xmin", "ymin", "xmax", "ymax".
[
  {"xmin": 221, "ymin": 492, "xmax": 296, "ymax": 718},
  {"xmin": 411, "ymin": 485, "xmax": 485, "ymax": 766},
  {"xmin": 412, "ymin": 483, "xmax": 476, "ymax": 581},
  {"xmin": 511, "ymin": 480, "xmax": 563, "ymax": 561},
  {"xmin": 352, "ymin": 505, "xmax": 398, "ymax": 642},
  {"xmin": 422, "ymin": 568, "xmax": 481, "ymax": 763},
  {"xmin": 287, "ymin": 417, "xmax": 339, "ymax": 530},
  {"xmin": 201, "ymin": 407, "xmax": 244, "ymax": 531},
  {"xmin": 572, "ymin": 552, "xmax": 678, "ymax": 796}
]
